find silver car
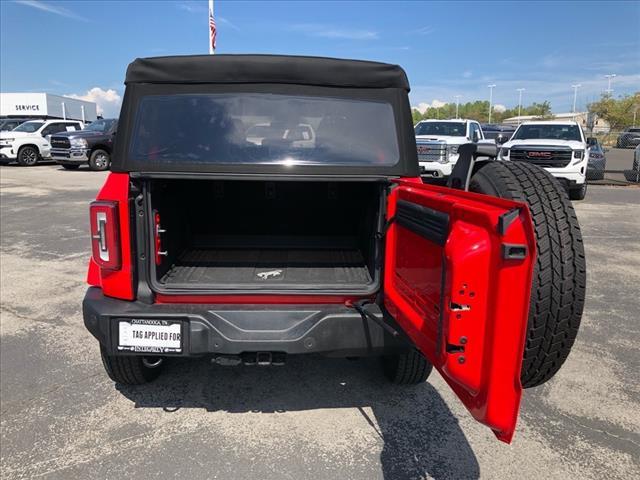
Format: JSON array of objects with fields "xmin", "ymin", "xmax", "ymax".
[{"xmin": 587, "ymin": 140, "xmax": 607, "ymax": 180}]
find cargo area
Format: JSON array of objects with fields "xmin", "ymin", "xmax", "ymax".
[{"xmin": 147, "ymin": 180, "xmax": 384, "ymax": 292}]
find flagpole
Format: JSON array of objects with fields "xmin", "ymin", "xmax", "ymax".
[{"xmin": 208, "ymin": 0, "xmax": 215, "ymax": 54}]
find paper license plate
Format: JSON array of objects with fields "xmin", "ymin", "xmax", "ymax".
[{"xmin": 118, "ymin": 319, "xmax": 182, "ymax": 353}]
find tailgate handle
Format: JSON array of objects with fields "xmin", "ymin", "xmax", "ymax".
[{"xmin": 502, "ymin": 244, "xmax": 528, "ymax": 260}]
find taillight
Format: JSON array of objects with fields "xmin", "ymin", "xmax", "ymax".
[{"xmin": 90, "ymin": 201, "xmax": 121, "ymax": 270}]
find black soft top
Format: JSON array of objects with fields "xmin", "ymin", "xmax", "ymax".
[{"xmin": 125, "ymin": 54, "xmax": 410, "ymax": 90}]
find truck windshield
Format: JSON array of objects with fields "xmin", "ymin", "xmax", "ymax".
[
  {"xmin": 129, "ymin": 93, "xmax": 399, "ymax": 167},
  {"xmin": 415, "ymin": 122, "xmax": 466, "ymax": 136},
  {"xmin": 512, "ymin": 124, "xmax": 582, "ymax": 142},
  {"xmin": 13, "ymin": 121, "xmax": 44, "ymax": 133},
  {"xmin": 85, "ymin": 119, "xmax": 116, "ymax": 132}
]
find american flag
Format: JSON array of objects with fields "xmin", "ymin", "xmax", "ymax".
[{"xmin": 208, "ymin": 1, "xmax": 216, "ymax": 54}]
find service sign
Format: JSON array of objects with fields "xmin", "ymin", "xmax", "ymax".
[{"xmin": 0, "ymin": 93, "xmax": 47, "ymax": 116}]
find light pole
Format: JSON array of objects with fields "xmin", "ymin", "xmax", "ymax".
[
  {"xmin": 487, "ymin": 84, "xmax": 496, "ymax": 123},
  {"xmin": 571, "ymin": 84, "xmax": 581, "ymax": 115},
  {"xmin": 605, "ymin": 74, "xmax": 616, "ymax": 94},
  {"xmin": 454, "ymin": 95, "xmax": 461, "ymax": 119},
  {"xmin": 516, "ymin": 88, "xmax": 525, "ymax": 125}
]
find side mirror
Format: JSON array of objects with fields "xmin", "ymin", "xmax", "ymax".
[
  {"xmin": 472, "ymin": 132, "xmax": 480, "ymax": 142},
  {"xmin": 45, "ymin": 134, "xmax": 52, "ymax": 143}
]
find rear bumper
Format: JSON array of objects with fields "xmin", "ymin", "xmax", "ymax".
[{"xmin": 83, "ymin": 287, "xmax": 406, "ymax": 357}]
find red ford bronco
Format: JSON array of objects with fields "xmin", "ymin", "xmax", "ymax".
[{"xmin": 83, "ymin": 55, "xmax": 585, "ymax": 443}]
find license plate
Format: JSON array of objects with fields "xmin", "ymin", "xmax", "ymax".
[{"xmin": 118, "ymin": 319, "xmax": 182, "ymax": 353}]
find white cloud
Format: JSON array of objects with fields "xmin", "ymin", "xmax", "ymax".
[
  {"xmin": 413, "ymin": 100, "xmax": 448, "ymax": 113},
  {"xmin": 175, "ymin": 1, "xmax": 205, "ymax": 13},
  {"xmin": 175, "ymin": 1, "xmax": 240, "ymax": 31},
  {"xmin": 67, "ymin": 88, "xmax": 122, "ymax": 117},
  {"xmin": 410, "ymin": 26, "xmax": 435, "ymax": 35},
  {"xmin": 493, "ymin": 104, "xmax": 507, "ymax": 113},
  {"xmin": 15, "ymin": 0, "xmax": 88, "ymax": 22},
  {"xmin": 463, "ymin": 70, "xmax": 473, "ymax": 78},
  {"xmin": 218, "ymin": 16, "xmax": 241, "ymax": 32},
  {"xmin": 291, "ymin": 24, "xmax": 378, "ymax": 40}
]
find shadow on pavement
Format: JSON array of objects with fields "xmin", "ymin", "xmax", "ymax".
[{"xmin": 117, "ymin": 355, "xmax": 480, "ymax": 480}]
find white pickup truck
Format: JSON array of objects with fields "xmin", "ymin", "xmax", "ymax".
[
  {"xmin": 498, "ymin": 120, "xmax": 589, "ymax": 200},
  {"xmin": 0, "ymin": 119, "xmax": 84, "ymax": 166},
  {"xmin": 414, "ymin": 119, "xmax": 488, "ymax": 178}
]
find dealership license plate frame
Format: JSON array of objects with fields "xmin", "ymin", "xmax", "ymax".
[{"xmin": 116, "ymin": 318, "xmax": 184, "ymax": 354}]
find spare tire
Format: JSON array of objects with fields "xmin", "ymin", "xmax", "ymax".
[{"xmin": 469, "ymin": 161, "xmax": 586, "ymax": 388}]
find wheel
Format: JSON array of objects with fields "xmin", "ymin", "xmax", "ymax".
[
  {"xmin": 100, "ymin": 346, "xmax": 164, "ymax": 384},
  {"xmin": 469, "ymin": 161, "xmax": 586, "ymax": 388},
  {"xmin": 381, "ymin": 350, "xmax": 433, "ymax": 385},
  {"xmin": 569, "ymin": 182, "xmax": 587, "ymax": 201},
  {"xmin": 89, "ymin": 149, "xmax": 110, "ymax": 171},
  {"xmin": 17, "ymin": 146, "xmax": 39, "ymax": 166},
  {"xmin": 61, "ymin": 164, "xmax": 80, "ymax": 170}
]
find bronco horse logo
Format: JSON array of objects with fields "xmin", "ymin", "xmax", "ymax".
[{"xmin": 256, "ymin": 269, "xmax": 283, "ymax": 280}]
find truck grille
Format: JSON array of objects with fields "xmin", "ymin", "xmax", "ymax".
[
  {"xmin": 416, "ymin": 143, "xmax": 447, "ymax": 163},
  {"xmin": 510, "ymin": 148, "xmax": 573, "ymax": 168},
  {"xmin": 50, "ymin": 136, "xmax": 71, "ymax": 149}
]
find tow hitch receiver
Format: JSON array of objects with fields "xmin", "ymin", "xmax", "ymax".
[{"xmin": 211, "ymin": 352, "xmax": 287, "ymax": 366}]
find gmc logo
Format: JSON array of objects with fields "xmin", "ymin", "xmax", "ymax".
[
  {"xmin": 527, "ymin": 151, "xmax": 552, "ymax": 158},
  {"xmin": 417, "ymin": 145, "xmax": 430, "ymax": 153}
]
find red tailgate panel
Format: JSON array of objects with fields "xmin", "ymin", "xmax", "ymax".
[
  {"xmin": 384, "ymin": 181, "xmax": 535, "ymax": 443},
  {"xmin": 86, "ymin": 173, "xmax": 134, "ymax": 300}
]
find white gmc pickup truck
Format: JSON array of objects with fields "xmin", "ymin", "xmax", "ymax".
[
  {"xmin": 414, "ymin": 119, "xmax": 488, "ymax": 179},
  {"xmin": 498, "ymin": 121, "xmax": 589, "ymax": 200}
]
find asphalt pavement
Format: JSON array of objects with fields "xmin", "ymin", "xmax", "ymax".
[{"xmin": 1, "ymin": 165, "xmax": 639, "ymax": 480}]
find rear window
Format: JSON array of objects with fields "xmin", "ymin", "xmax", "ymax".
[
  {"xmin": 128, "ymin": 93, "xmax": 399, "ymax": 167},
  {"xmin": 415, "ymin": 122, "xmax": 466, "ymax": 137}
]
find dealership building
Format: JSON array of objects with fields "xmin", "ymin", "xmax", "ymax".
[{"xmin": 0, "ymin": 92, "xmax": 98, "ymax": 123}]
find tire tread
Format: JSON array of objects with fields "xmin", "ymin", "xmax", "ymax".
[
  {"xmin": 470, "ymin": 161, "xmax": 586, "ymax": 388},
  {"xmin": 382, "ymin": 350, "xmax": 433, "ymax": 385},
  {"xmin": 100, "ymin": 347, "xmax": 161, "ymax": 385}
]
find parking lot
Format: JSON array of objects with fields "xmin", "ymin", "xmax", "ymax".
[{"xmin": 1, "ymin": 165, "xmax": 639, "ymax": 479}]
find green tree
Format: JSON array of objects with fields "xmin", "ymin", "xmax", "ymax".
[
  {"xmin": 412, "ymin": 99, "xmax": 557, "ymax": 124},
  {"xmin": 588, "ymin": 92, "xmax": 640, "ymax": 131}
]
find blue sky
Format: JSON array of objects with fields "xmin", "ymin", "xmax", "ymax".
[{"xmin": 1, "ymin": 0, "xmax": 638, "ymax": 117}]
